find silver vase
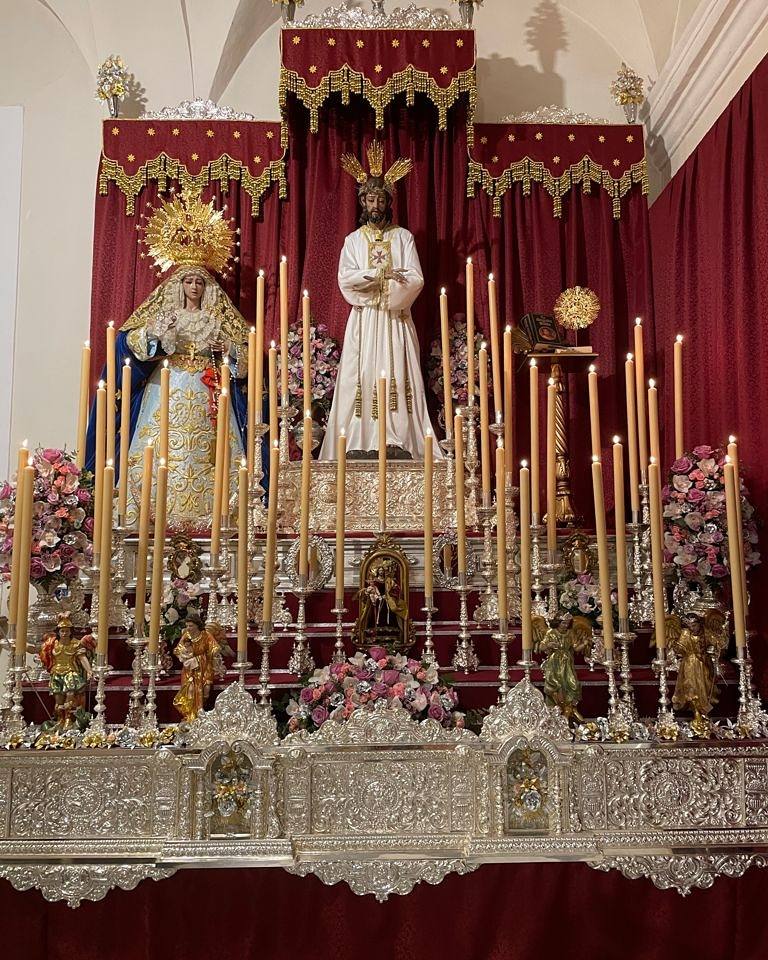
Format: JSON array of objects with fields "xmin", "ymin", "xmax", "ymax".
[
  {"xmin": 459, "ymin": 1, "xmax": 474, "ymax": 27},
  {"xmin": 623, "ymin": 102, "xmax": 639, "ymax": 124},
  {"xmin": 108, "ymin": 94, "xmax": 121, "ymax": 119},
  {"xmin": 281, "ymin": 1, "xmax": 297, "ymax": 24}
]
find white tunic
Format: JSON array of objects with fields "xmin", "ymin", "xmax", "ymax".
[{"xmin": 319, "ymin": 224, "xmax": 441, "ymax": 461}]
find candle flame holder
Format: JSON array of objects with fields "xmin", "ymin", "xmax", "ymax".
[
  {"xmin": 90, "ymin": 652, "xmax": 111, "ymax": 736},
  {"xmin": 232, "ymin": 657, "xmax": 252, "ymax": 687},
  {"xmin": 473, "ymin": 500, "xmax": 499, "ymax": 624},
  {"xmin": 331, "ymin": 603, "xmax": 347, "ymax": 665},
  {"xmin": 140, "ymin": 650, "xmax": 159, "ymax": 733},
  {"xmin": 421, "ymin": 598, "xmax": 439, "ymax": 668},
  {"xmin": 517, "ymin": 646, "xmax": 535, "ymax": 684},
  {"xmin": 257, "ymin": 622, "xmax": 276, "ymax": 709},
  {"xmin": 287, "ymin": 574, "xmax": 314, "ymax": 678},
  {"xmin": 734, "ymin": 640, "xmax": 768, "ymax": 737},
  {"xmin": 452, "ymin": 571, "xmax": 479, "ymax": 673},
  {"xmin": 493, "ymin": 616, "xmax": 510, "ymax": 701},
  {"xmin": 458, "ymin": 402, "xmax": 480, "ymax": 524}
]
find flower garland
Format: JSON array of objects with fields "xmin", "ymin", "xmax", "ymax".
[
  {"xmin": 0, "ymin": 449, "xmax": 94, "ymax": 591},
  {"xmin": 663, "ymin": 446, "xmax": 760, "ymax": 592},
  {"xmin": 285, "ymin": 320, "xmax": 341, "ymax": 414},
  {"xmin": 558, "ymin": 572, "xmax": 602, "ymax": 628},
  {"xmin": 286, "ymin": 646, "xmax": 464, "ymax": 733},
  {"xmin": 427, "ymin": 318, "xmax": 484, "ymax": 410}
]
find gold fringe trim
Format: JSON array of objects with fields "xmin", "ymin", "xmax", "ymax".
[
  {"xmin": 280, "ymin": 64, "xmax": 476, "ymax": 143},
  {"xmin": 98, "ymin": 151, "xmax": 288, "ymax": 216},
  {"xmin": 466, "ymin": 154, "xmax": 648, "ymax": 219}
]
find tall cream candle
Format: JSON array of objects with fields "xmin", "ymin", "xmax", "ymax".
[
  {"xmin": 159, "ymin": 359, "xmax": 170, "ymax": 464},
  {"xmin": 724, "ymin": 458, "xmax": 747, "ymax": 649},
  {"xmin": 262, "ymin": 441, "xmax": 280, "ymax": 625},
  {"xmin": 255, "ymin": 269, "xmax": 265, "ymax": 423},
  {"xmin": 148, "ymin": 458, "xmax": 168, "ymax": 656},
  {"xmin": 106, "ymin": 321, "xmax": 116, "ymax": 464},
  {"xmin": 8, "ymin": 441, "xmax": 29, "ymax": 630},
  {"xmin": 221, "ymin": 355, "xmax": 231, "ymax": 393},
  {"xmin": 624, "ymin": 354, "xmax": 640, "ymax": 516},
  {"xmin": 299, "ymin": 409, "xmax": 312, "ymax": 577},
  {"xmin": 439, "ymin": 288, "xmax": 453, "ymax": 438},
  {"xmin": 237, "ymin": 458, "xmax": 249, "ymax": 660},
  {"xmin": 13, "ymin": 464, "xmax": 35, "ymax": 659},
  {"xmin": 519, "ymin": 462, "xmax": 532, "ymax": 651},
  {"xmin": 268, "ymin": 342, "xmax": 278, "ymax": 450},
  {"xmin": 648, "ymin": 458, "xmax": 666, "ymax": 650},
  {"xmin": 674, "ymin": 334, "xmax": 684, "ymax": 459},
  {"xmin": 76, "ymin": 341, "xmax": 90, "ymax": 468},
  {"xmin": 279, "ymin": 256, "xmax": 289, "ymax": 402},
  {"xmin": 634, "ymin": 319, "xmax": 649, "ymax": 477},
  {"xmin": 335, "ymin": 430, "xmax": 346, "ymax": 603},
  {"xmin": 378, "ymin": 374, "xmax": 387, "ymax": 530},
  {"xmin": 302, "ymin": 290, "xmax": 312, "ymax": 413},
  {"xmin": 495, "ymin": 444, "xmax": 508, "ymax": 621},
  {"xmin": 590, "ymin": 456, "xmax": 614, "ymax": 651},
  {"xmin": 546, "ymin": 378, "xmax": 557, "ymax": 556},
  {"xmin": 466, "ymin": 258, "xmax": 475, "ymax": 404},
  {"xmin": 247, "ymin": 325, "xmax": 257, "ymax": 477},
  {"xmin": 503, "ymin": 325, "xmax": 514, "ymax": 475},
  {"xmin": 529, "ymin": 359, "xmax": 540, "ymax": 521},
  {"xmin": 488, "ymin": 274, "xmax": 502, "ymax": 418},
  {"xmin": 612, "ymin": 437, "xmax": 629, "ymax": 624},
  {"xmin": 93, "ymin": 382, "xmax": 106, "ymax": 558},
  {"xmin": 117, "ymin": 359, "xmax": 132, "ymax": 522},
  {"xmin": 479, "ymin": 344, "xmax": 491, "ymax": 497},
  {"xmin": 588, "ymin": 364, "xmax": 601, "ymax": 459},
  {"xmin": 648, "ymin": 378, "xmax": 661, "ymax": 467},
  {"xmin": 424, "ymin": 432, "xmax": 434, "ymax": 598},
  {"xmin": 210, "ymin": 387, "xmax": 228, "ymax": 560},
  {"xmin": 133, "ymin": 444, "xmax": 153, "ymax": 637},
  {"xmin": 454, "ymin": 412, "xmax": 467, "ymax": 574},
  {"xmin": 97, "ymin": 462, "xmax": 114, "ymax": 657},
  {"xmin": 727, "ymin": 436, "xmax": 747, "ymax": 610}
]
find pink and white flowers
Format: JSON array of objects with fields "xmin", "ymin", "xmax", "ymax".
[
  {"xmin": 286, "ymin": 646, "xmax": 463, "ymax": 732},
  {"xmin": 663, "ymin": 445, "xmax": 759, "ymax": 591},
  {"xmin": 0, "ymin": 449, "xmax": 94, "ymax": 590},
  {"xmin": 428, "ymin": 318, "xmax": 485, "ymax": 409},
  {"xmin": 286, "ymin": 320, "xmax": 341, "ymax": 409}
]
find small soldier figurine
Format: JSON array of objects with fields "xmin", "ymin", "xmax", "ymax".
[{"xmin": 39, "ymin": 612, "xmax": 95, "ymax": 730}]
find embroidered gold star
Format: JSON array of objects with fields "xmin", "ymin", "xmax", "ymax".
[
  {"xmin": 191, "ymin": 152, "xmax": 199, "ymax": 161},
  {"xmin": 374, "ymin": 64, "xmax": 383, "ymax": 73},
  {"xmin": 507, "ymin": 133, "xmax": 515, "ymax": 142},
  {"xmin": 233, "ymin": 130, "xmax": 241, "ymax": 139},
  {"xmin": 456, "ymin": 38, "xmax": 464, "ymax": 47},
  {"xmin": 111, "ymin": 126, "xmax": 119, "ymax": 135},
  {"xmin": 356, "ymin": 39, "xmax": 365, "ymax": 48},
  {"xmin": 613, "ymin": 158, "xmax": 620, "ymax": 166},
  {"xmin": 391, "ymin": 39, "xmax": 400, "ymax": 48},
  {"xmin": 535, "ymin": 132, "xmax": 543, "ymax": 140},
  {"xmin": 172, "ymin": 127, "xmax": 180, "ymax": 136},
  {"xmin": 626, "ymin": 134, "xmax": 634, "ymax": 143},
  {"xmin": 266, "ymin": 130, "xmax": 274, "ymax": 139},
  {"xmin": 206, "ymin": 129, "xmax": 214, "ymax": 138},
  {"xmin": 127, "ymin": 153, "xmax": 135, "ymax": 162},
  {"xmin": 568, "ymin": 133, "xmax": 575, "ymax": 142},
  {"xmin": 553, "ymin": 155, "xmax": 561, "ymax": 164},
  {"xmin": 254, "ymin": 155, "xmax": 262, "ymax": 164},
  {"xmin": 440, "ymin": 66, "xmax": 448, "ymax": 75},
  {"xmin": 491, "ymin": 155, "xmax": 499, "ymax": 164},
  {"xmin": 422, "ymin": 39, "xmax": 430, "ymax": 48},
  {"xmin": 328, "ymin": 37, "xmax": 336, "ymax": 46},
  {"xmin": 309, "ymin": 65, "xmax": 317, "ymax": 74},
  {"xmin": 292, "ymin": 35, "xmax": 301, "ymax": 44},
  {"xmin": 480, "ymin": 136, "xmax": 488, "ymax": 144},
  {"xmin": 598, "ymin": 135, "xmax": 605, "ymax": 143},
  {"xmin": 147, "ymin": 127, "xmax": 156, "ymax": 136}
]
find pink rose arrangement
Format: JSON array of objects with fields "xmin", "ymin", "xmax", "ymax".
[
  {"xmin": 286, "ymin": 647, "xmax": 464, "ymax": 733},
  {"xmin": 663, "ymin": 445, "xmax": 760, "ymax": 590},
  {"xmin": 558, "ymin": 572, "xmax": 602, "ymax": 628},
  {"xmin": 0, "ymin": 448, "xmax": 94, "ymax": 590},
  {"xmin": 428, "ymin": 317, "xmax": 485, "ymax": 409},
  {"xmin": 285, "ymin": 320, "xmax": 341, "ymax": 410}
]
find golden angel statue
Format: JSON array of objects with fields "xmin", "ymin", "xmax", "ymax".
[
  {"xmin": 319, "ymin": 142, "xmax": 441, "ymax": 462},
  {"xmin": 172, "ymin": 612, "xmax": 221, "ymax": 722},
  {"xmin": 39, "ymin": 613, "xmax": 95, "ymax": 729},
  {"xmin": 656, "ymin": 610, "xmax": 728, "ymax": 726},
  {"xmin": 86, "ymin": 188, "xmax": 249, "ymax": 530},
  {"xmin": 532, "ymin": 615, "xmax": 594, "ymax": 722}
]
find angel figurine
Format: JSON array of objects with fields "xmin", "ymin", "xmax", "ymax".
[
  {"xmin": 657, "ymin": 610, "xmax": 728, "ymax": 731},
  {"xmin": 532, "ymin": 615, "xmax": 594, "ymax": 722},
  {"xmin": 39, "ymin": 612, "xmax": 96, "ymax": 730}
]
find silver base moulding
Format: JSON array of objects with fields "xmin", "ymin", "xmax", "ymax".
[{"xmin": 3, "ymin": 680, "xmax": 768, "ymax": 905}]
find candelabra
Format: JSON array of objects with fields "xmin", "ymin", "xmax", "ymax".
[
  {"xmin": 421, "ymin": 597, "xmax": 439, "ymax": 667},
  {"xmin": 256, "ymin": 622, "xmax": 276, "ymax": 708},
  {"xmin": 601, "ymin": 646, "xmax": 624, "ymax": 727},
  {"xmin": 126, "ymin": 623, "xmax": 148, "ymax": 728},
  {"xmin": 452, "ymin": 572, "xmax": 479, "ymax": 673},
  {"xmin": 331, "ymin": 602, "xmax": 347, "ymax": 665},
  {"xmin": 110, "ymin": 525, "xmax": 132, "ymax": 629},
  {"xmin": 249, "ymin": 421, "xmax": 270, "ymax": 540},
  {"xmin": 493, "ymin": 616, "xmax": 510, "ymax": 701},
  {"xmin": 218, "ymin": 523, "xmax": 238, "ymax": 630},
  {"xmin": 90, "ymin": 651, "xmax": 111, "ymax": 735},
  {"xmin": 504, "ymin": 479, "xmax": 521, "ymax": 622},
  {"xmin": 287, "ymin": 574, "xmax": 314, "ymax": 677},
  {"xmin": 439, "ymin": 436, "xmax": 456, "ymax": 528},
  {"xmin": 653, "ymin": 648, "xmax": 680, "ymax": 739},
  {"xmin": 530, "ymin": 522, "xmax": 548, "ymax": 617},
  {"xmin": 629, "ymin": 483, "xmax": 655, "ymax": 626},
  {"xmin": 614, "ymin": 617, "xmax": 638, "ymax": 721},
  {"xmin": 473, "ymin": 499, "xmax": 499, "ymax": 623},
  {"xmin": 734, "ymin": 639, "xmax": 768, "ymax": 736},
  {"xmin": 7, "ymin": 651, "xmax": 26, "ymax": 734},
  {"xmin": 205, "ymin": 555, "xmax": 226, "ymax": 627},
  {"xmin": 458, "ymin": 402, "xmax": 479, "ymax": 520},
  {"xmin": 141, "ymin": 650, "xmax": 159, "ymax": 732}
]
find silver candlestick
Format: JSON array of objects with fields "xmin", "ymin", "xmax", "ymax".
[
  {"xmin": 141, "ymin": 650, "xmax": 159, "ymax": 733},
  {"xmin": 541, "ymin": 556, "xmax": 560, "ymax": 623},
  {"xmin": 653, "ymin": 649, "xmax": 679, "ymax": 739},
  {"xmin": 473, "ymin": 500, "xmax": 499, "ymax": 623},
  {"xmin": 232, "ymin": 656, "xmax": 252, "ymax": 686},
  {"xmin": 452, "ymin": 571, "xmax": 479, "ymax": 673},
  {"xmin": 126, "ymin": 624, "xmax": 148, "ymax": 728},
  {"xmin": 494, "ymin": 616, "xmax": 510, "ymax": 701},
  {"xmin": 278, "ymin": 402, "xmax": 297, "ymax": 466},
  {"xmin": 734, "ymin": 640, "xmax": 768, "ymax": 737},
  {"xmin": 7, "ymin": 651, "xmax": 26, "ymax": 734},
  {"xmin": 615, "ymin": 617, "xmax": 638, "ymax": 721},
  {"xmin": 421, "ymin": 597, "xmax": 439, "ymax": 667},
  {"xmin": 90, "ymin": 651, "xmax": 111, "ymax": 735},
  {"xmin": 439, "ymin": 436, "xmax": 456, "ymax": 528},
  {"xmin": 287, "ymin": 574, "xmax": 314, "ymax": 677},
  {"xmin": 249, "ymin": 421, "xmax": 270, "ymax": 541},
  {"xmin": 517, "ymin": 646, "xmax": 535, "ymax": 684},
  {"xmin": 458, "ymin": 402, "xmax": 479, "ymax": 521},
  {"xmin": 630, "ymin": 483, "xmax": 655, "ymax": 625},
  {"xmin": 257, "ymin": 622, "xmax": 276, "ymax": 709},
  {"xmin": 530, "ymin": 522, "xmax": 548, "ymax": 617},
  {"xmin": 504, "ymin": 479, "xmax": 521, "ymax": 622},
  {"xmin": 331, "ymin": 602, "xmax": 347, "ymax": 665}
]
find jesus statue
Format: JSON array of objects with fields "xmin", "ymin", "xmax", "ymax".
[{"xmin": 319, "ymin": 142, "xmax": 441, "ymax": 462}]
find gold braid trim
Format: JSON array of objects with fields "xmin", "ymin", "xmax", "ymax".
[
  {"xmin": 98, "ymin": 151, "xmax": 288, "ymax": 216},
  {"xmin": 280, "ymin": 64, "xmax": 476, "ymax": 142},
  {"xmin": 466, "ymin": 155, "xmax": 648, "ymax": 219}
]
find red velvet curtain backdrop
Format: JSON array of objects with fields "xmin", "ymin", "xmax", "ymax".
[{"xmin": 650, "ymin": 52, "xmax": 768, "ymax": 691}]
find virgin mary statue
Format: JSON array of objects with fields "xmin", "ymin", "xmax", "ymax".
[{"xmin": 86, "ymin": 188, "xmax": 248, "ymax": 530}]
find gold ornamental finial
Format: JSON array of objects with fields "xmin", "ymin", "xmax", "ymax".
[
  {"xmin": 139, "ymin": 187, "xmax": 236, "ymax": 275},
  {"xmin": 553, "ymin": 286, "xmax": 601, "ymax": 330}
]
